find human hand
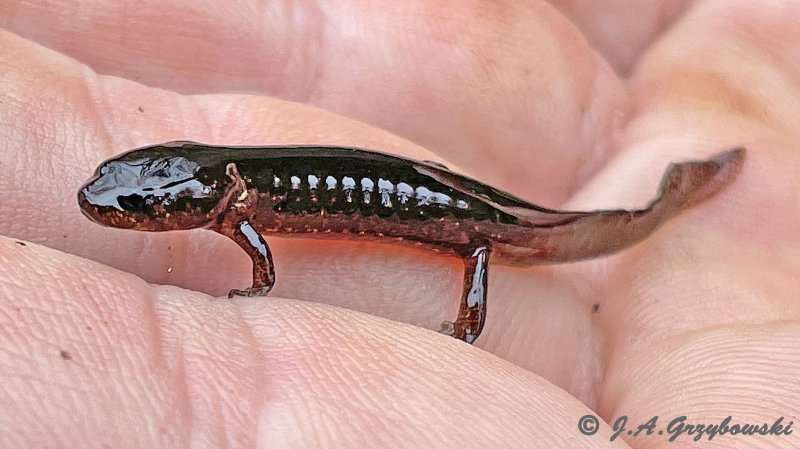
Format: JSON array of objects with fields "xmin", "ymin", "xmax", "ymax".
[{"xmin": 1, "ymin": 1, "xmax": 798, "ymax": 447}]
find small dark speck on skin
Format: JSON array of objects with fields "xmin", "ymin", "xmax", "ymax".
[
  {"xmin": 138, "ymin": 106, "xmax": 144, "ymax": 113},
  {"xmin": 62, "ymin": 234, "xmax": 67, "ymax": 238},
  {"xmin": 60, "ymin": 350, "xmax": 72, "ymax": 360},
  {"xmin": 15, "ymin": 241, "xmax": 26, "ymax": 246},
  {"xmin": 86, "ymin": 325, "xmax": 93, "ymax": 331},
  {"xmin": 592, "ymin": 303, "xmax": 600, "ymax": 312}
]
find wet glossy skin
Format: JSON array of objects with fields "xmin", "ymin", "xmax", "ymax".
[{"xmin": 78, "ymin": 141, "xmax": 745, "ymax": 343}]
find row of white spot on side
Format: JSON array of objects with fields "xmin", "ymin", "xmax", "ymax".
[{"xmin": 273, "ymin": 174, "xmax": 469, "ymax": 209}]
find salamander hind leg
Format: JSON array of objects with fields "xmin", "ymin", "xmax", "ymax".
[
  {"xmin": 222, "ymin": 220, "xmax": 276, "ymax": 298},
  {"xmin": 439, "ymin": 246, "xmax": 490, "ymax": 344}
]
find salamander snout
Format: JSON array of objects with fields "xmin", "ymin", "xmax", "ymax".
[{"xmin": 78, "ymin": 154, "xmax": 225, "ymax": 231}]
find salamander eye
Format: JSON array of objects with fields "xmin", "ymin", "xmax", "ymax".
[{"xmin": 117, "ymin": 194, "xmax": 147, "ymax": 212}]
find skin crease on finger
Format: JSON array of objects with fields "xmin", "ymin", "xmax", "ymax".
[
  {"xmin": 0, "ymin": 0, "xmax": 629, "ymax": 206},
  {"xmin": 2, "ymin": 3, "xmax": 800, "ymax": 449}
]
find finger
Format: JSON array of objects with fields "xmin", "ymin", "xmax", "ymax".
[
  {"xmin": 0, "ymin": 237, "xmax": 621, "ymax": 448},
  {"xmin": 602, "ymin": 325, "xmax": 800, "ymax": 448},
  {"xmin": 590, "ymin": 0, "xmax": 800, "ymax": 430},
  {"xmin": 0, "ymin": 0, "xmax": 629, "ymax": 205},
  {"xmin": 599, "ymin": 0, "xmax": 800, "ymax": 358},
  {"xmin": 547, "ymin": 0, "xmax": 694, "ymax": 74}
]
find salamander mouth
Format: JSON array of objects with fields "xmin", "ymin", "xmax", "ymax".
[
  {"xmin": 77, "ymin": 188, "xmax": 103, "ymax": 224},
  {"xmin": 77, "ymin": 192, "xmax": 141, "ymax": 229}
]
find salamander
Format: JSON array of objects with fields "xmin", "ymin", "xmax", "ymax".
[{"xmin": 78, "ymin": 141, "xmax": 745, "ymax": 343}]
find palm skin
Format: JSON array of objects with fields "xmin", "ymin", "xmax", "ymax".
[{"xmin": 0, "ymin": 1, "xmax": 798, "ymax": 448}]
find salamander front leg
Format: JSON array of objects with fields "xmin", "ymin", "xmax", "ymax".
[
  {"xmin": 224, "ymin": 220, "xmax": 276, "ymax": 298},
  {"xmin": 439, "ymin": 247, "xmax": 490, "ymax": 344}
]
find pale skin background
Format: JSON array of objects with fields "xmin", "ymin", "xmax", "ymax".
[{"xmin": 1, "ymin": 0, "xmax": 799, "ymax": 448}]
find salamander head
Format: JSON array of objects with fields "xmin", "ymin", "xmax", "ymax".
[{"xmin": 78, "ymin": 143, "xmax": 233, "ymax": 231}]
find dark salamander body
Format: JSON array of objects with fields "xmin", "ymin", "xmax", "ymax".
[{"xmin": 78, "ymin": 141, "xmax": 745, "ymax": 343}]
